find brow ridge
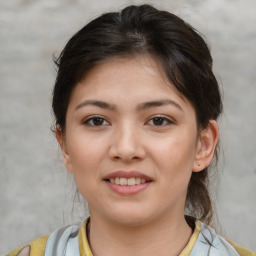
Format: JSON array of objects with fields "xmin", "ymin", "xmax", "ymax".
[
  {"xmin": 136, "ymin": 99, "xmax": 183, "ymax": 111},
  {"xmin": 75, "ymin": 99, "xmax": 183, "ymax": 111},
  {"xmin": 75, "ymin": 100, "xmax": 116, "ymax": 110}
]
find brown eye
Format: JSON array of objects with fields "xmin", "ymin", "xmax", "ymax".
[
  {"xmin": 147, "ymin": 116, "xmax": 173, "ymax": 126},
  {"xmin": 92, "ymin": 117, "xmax": 104, "ymax": 125},
  {"xmin": 83, "ymin": 116, "xmax": 109, "ymax": 127},
  {"xmin": 153, "ymin": 117, "xmax": 165, "ymax": 125}
]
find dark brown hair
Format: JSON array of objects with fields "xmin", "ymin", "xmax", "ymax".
[{"xmin": 52, "ymin": 4, "xmax": 222, "ymax": 224}]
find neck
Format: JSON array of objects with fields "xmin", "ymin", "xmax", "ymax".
[{"xmin": 88, "ymin": 213, "xmax": 193, "ymax": 256}]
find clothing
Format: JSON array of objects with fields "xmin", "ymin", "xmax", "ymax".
[{"xmin": 5, "ymin": 218, "xmax": 255, "ymax": 256}]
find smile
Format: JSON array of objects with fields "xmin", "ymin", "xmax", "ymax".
[
  {"xmin": 104, "ymin": 171, "xmax": 153, "ymax": 195},
  {"xmin": 108, "ymin": 177, "xmax": 146, "ymax": 185}
]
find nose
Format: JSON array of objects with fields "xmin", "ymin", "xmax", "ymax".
[{"xmin": 108, "ymin": 122, "xmax": 146, "ymax": 162}]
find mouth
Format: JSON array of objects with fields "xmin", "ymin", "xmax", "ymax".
[
  {"xmin": 103, "ymin": 171, "xmax": 153, "ymax": 194},
  {"xmin": 105, "ymin": 177, "xmax": 149, "ymax": 186}
]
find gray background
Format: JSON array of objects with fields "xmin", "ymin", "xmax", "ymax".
[{"xmin": 0, "ymin": 0, "xmax": 255, "ymax": 254}]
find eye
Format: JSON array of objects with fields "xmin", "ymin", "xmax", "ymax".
[
  {"xmin": 83, "ymin": 116, "xmax": 110, "ymax": 127},
  {"xmin": 147, "ymin": 116, "xmax": 173, "ymax": 126}
]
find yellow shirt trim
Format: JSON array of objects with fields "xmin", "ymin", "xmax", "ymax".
[
  {"xmin": 29, "ymin": 235, "xmax": 49, "ymax": 256},
  {"xmin": 5, "ymin": 235, "xmax": 49, "ymax": 256},
  {"xmin": 179, "ymin": 220, "xmax": 201, "ymax": 256},
  {"xmin": 226, "ymin": 239, "xmax": 256, "ymax": 256},
  {"xmin": 78, "ymin": 218, "xmax": 201, "ymax": 256},
  {"xmin": 79, "ymin": 218, "xmax": 93, "ymax": 256}
]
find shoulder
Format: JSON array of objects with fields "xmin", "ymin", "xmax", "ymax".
[
  {"xmin": 195, "ymin": 222, "xmax": 256, "ymax": 256},
  {"xmin": 5, "ymin": 221, "xmax": 83, "ymax": 256},
  {"xmin": 5, "ymin": 235, "xmax": 49, "ymax": 256},
  {"xmin": 225, "ymin": 239, "xmax": 256, "ymax": 256}
]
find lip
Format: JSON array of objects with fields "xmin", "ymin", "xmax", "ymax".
[
  {"xmin": 103, "ymin": 170, "xmax": 152, "ymax": 181},
  {"xmin": 103, "ymin": 170, "xmax": 153, "ymax": 195}
]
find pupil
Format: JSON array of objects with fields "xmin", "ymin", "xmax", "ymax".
[
  {"xmin": 93, "ymin": 118, "xmax": 103, "ymax": 125},
  {"xmin": 153, "ymin": 117, "xmax": 163, "ymax": 125}
]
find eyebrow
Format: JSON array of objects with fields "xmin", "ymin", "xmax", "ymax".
[
  {"xmin": 136, "ymin": 99, "xmax": 183, "ymax": 111},
  {"xmin": 75, "ymin": 100, "xmax": 116, "ymax": 110},
  {"xmin": 75, "ymin": 99, "xmax": 183, "ymax": 112}
]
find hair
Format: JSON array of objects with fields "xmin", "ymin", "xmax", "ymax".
[{"xmin": 52, "ymin": 4, "xmax": 223, "ymax": 224}]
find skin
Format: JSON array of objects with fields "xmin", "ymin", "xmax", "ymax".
[{"xmin": 57, "ymin": 56, "xmax": 219, "ymax": 256}]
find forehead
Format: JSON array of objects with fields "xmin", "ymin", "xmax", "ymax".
[
  {"xmin": 68, "ymin": 55, "xmax": 193, "ymax": 112},
  {"xmin": 76, "ymin": 56, "xmax": 176, "ymax": 94}
]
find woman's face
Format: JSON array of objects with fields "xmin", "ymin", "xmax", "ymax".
[{"xmin": 58, "ymin": 56, "xmax": 206, "ymax": 226}]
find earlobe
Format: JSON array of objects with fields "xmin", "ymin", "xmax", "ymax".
[
  {"xmin": 193, "ymin": 120, "xmax": 219, "ymax": 172},
  {"xmin": 56, "ymin": 125, "xmax": 73, "ymax": 173}
]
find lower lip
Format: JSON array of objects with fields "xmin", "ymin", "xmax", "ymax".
[{"xmin": 105, "ymin": 181, "xmax": 151, "ymax": 195}]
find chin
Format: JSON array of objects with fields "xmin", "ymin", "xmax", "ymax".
[{"xmin": 104, "ymin": 207, "xmax": 155, "ymax": 227}]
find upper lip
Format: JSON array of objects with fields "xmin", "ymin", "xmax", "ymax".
[{"xmin": 103, "ymin": 170, "xmax": 153, "ymax": 181}]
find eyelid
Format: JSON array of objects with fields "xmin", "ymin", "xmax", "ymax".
[
  {"xmin": 146, "ymin": 115, "xmax": 174, "ymax": 126},
  {"xmin": 82, "ymin": 115, "xmax": 110, "ymax": 126},
  {"xmin": 81, "ymin": 114, "xmax": 174, "ymax": 127}
]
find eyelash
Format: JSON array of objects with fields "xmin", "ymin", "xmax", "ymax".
[
  {"xmin": 147, "ymin": 116, "xmax": 173, "ymax": 126},
  {"xmin": 82, "ymin": 115, "xmax": 173, "ymax": 127},
  {"xmin": 82, "ymin": 116, "xmax": 110, "ymax": 127}
]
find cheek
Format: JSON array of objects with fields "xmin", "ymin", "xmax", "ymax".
[
  {"xmin": 151, "ymin": 132, "xmax": 197, "ymax": 190},
  {"xmin": 67, "ymin": 135, "xmax": 105, "ymax": 201},
  {"xmin": 152, "ymin": 133, "xmax": 197, "ymax": 169},
  {"xmin": 66, "ymin": 132, "xmax": 110, "ymax": 197},
  {"xmin": 68, "ymin": 131, "xmax": 107, "ymax": 165}
]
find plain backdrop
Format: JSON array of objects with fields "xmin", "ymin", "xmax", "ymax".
[{"xmin": 0, "ymin": 0, "xmax": 256, "ymax": 254}]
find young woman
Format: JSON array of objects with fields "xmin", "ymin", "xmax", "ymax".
[{"xmin": 6, "ymin": 4, "xmax": 255, "ymax": 256}]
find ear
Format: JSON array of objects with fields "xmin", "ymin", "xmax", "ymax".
[
  {"xmin": 193, "ymin": 120, "xmax": 219, "ymax": 172},
  {"xmin": 56, "ymin": 125, "xmax": 73, "ymax": 173}
]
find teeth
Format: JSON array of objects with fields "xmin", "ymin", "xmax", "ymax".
[
  {"xmin": 109, "ymin": 177, "xmax": 148, "ymax": 185},
  {"xmin": 115, "ymin": 177, "xmax": 120, "ymax": 185},
  {"xmin": 135, "ymin": 178, "xmax": 141, "ymax": 184},
  {"xmin": 128, "ymin": 177, "xmax": 135, "ymax": 185},
  {"xmin": 120, "ymin": 178, "xmax": 128, "ymax": 185}
]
